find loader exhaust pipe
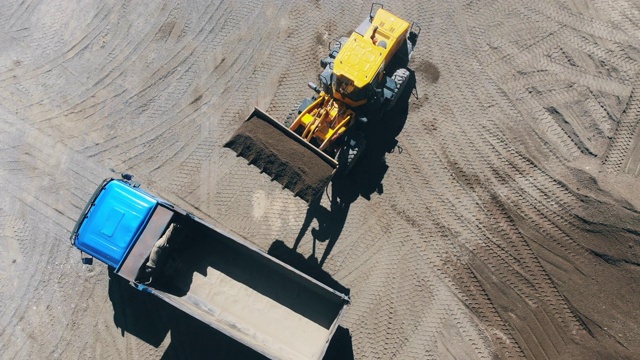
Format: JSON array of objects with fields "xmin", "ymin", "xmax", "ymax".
[{"xmin": 308, "ymin": 82, "xmax": 321, "ymax": 94}]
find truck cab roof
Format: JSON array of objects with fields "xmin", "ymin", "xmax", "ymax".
[{"xmin": 73, "ymin": 179, "xmax": 157, "ymax": 268}]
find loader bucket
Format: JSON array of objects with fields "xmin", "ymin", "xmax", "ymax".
[{"xmin": 224, "ymin": 108, "xmax": 338, "ymax": 203}]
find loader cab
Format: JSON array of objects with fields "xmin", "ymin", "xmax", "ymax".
[
  {"xmin": 330, "ymin": 68, "xmax": 386, "ymax": 109},
  {"xmin": 332, "ymin": 74, "xmax": 368, "ymax": 104},
  {"xmin": 330, "ymin": 7, "xmax": 410, "ymax": 108}
]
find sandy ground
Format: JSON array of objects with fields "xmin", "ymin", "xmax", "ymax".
[{"xmin": 1, "ymin": 1, "xmax": 639, "ymax": 359}]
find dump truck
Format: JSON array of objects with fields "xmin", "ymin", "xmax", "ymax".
[
  {"xmin": 70, "ymin": 176, "xmax": 350, "ymax": 360},
  {"xmin": 225, "ymin": 4, "xmax": 420, "ymax": 202}
]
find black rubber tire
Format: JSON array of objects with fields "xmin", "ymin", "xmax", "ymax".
[
  {"xmin": 388, "ymin": 68, "xmax": 410, "ymax": 110},
  {"xmin": 336, "ymin": 135, "xmax": 366, "ymax": 175},
  {"xmin": 392, "ymin": 68, "xmax": 410, "ymax": 86},
  {"xmin": 283, "ymin": 106, "xmax": 298, "ymax": 128}
]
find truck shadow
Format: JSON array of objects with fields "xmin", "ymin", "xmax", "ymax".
[
  {"xmin": 291, "ymin": 70, "xmax": 416, "ymax": 267},
  {"xmin": 324, "ymin": 326, "xmax": 355, "ymax": 360},
  {"xmin": 108, "ymin": 267, "xmax": 266, "ymax": 359}
]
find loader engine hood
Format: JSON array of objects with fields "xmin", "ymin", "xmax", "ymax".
[
  {"xmin": 73, "ymin": 180, "xmax": 157, "ymax": 269},
  {"xmin": 332, "ymin": 8, "xmax": 410, "ymax": 90}
]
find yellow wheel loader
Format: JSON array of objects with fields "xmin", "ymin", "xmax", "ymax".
[{"xmin": 225, "ymin": 4, "xmax": 420, "ymax": 202}]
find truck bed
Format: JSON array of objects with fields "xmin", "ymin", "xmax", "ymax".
[{"xmin": 129, "ymin": 212, "xmax": 347, "ymax": 360}]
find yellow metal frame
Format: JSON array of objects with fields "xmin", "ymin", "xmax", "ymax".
[{"xmin": 290, "ymin": 92, "xmax": 355, "ymax": 151}]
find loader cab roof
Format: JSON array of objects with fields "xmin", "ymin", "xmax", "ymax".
[
  {"xmin": 74, "ymin": 179, "xmax": 157, "ymax": 268},
  {"xmin": 333, "ymin": 8, "xmax": 410, "ymax": 89}
]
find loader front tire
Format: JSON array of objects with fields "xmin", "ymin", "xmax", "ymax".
[
  {"xmin": 284, "ymin": 110, "xmax": 296, "ymax": 128},
  {"xmin": 336, "ymin": 134, "xmax": 366, "ymax": 175}
]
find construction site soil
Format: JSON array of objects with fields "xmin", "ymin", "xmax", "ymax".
[{"xmin": 1, "ymin": 1, "xmax": 639, "ymax": 359}]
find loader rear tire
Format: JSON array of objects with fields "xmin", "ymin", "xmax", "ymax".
[
  {"xmin": 392, "ymin": 68, "xmax": 410, "ymax": 86},
  {"xmin": 388, "ymin": 68, "xmax": 410, "ymax": 110}
]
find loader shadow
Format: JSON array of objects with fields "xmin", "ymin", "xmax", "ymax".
[
  {"xmin": 290, "ymin": 70, "xmax": 416, "ymax": 266},
  {"xmin": 349, "ymin": 69, "xmax": 416, "ymax": 200},
  {"xmin": 108, "ymin": 267, "xmax": 266, "ymax": 360},
  {"xmin": 268, "ymin": 239, "xmax": 350, "ymax": 297},
  {"xmin": 291, "ymin": 179, "xmax": 356, "ymax": 267}
]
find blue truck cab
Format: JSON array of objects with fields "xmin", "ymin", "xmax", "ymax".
[{"xmin": 71, "ymin": 179, "xmax": 157, "ymax": 269}]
